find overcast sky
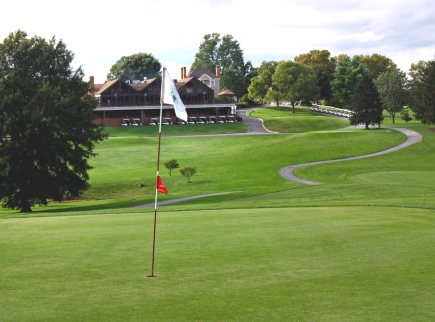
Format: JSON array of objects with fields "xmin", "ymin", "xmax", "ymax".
[{"xmin": 1, "ymin": 0, "xmax": 434, "ymax": 84}]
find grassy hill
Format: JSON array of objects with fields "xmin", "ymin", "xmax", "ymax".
[{"xmin": 1, "ymin": 106, "xmax": 434, "ymax": 321}]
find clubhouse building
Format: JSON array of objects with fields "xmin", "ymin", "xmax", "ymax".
[{"xmin": 91, "ymin": 66, "xmax": 237, "ymax": 126}]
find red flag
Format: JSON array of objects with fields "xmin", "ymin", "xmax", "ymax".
[{"xmin": 156, "ymin": 176, "xmax": 168, "ymax": 194}]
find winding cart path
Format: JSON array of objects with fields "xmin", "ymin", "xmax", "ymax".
[{"xmin": 278, "ymin": 127, "xmax": 422, "ymax": 185}]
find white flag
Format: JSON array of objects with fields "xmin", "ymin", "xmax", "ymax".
[{"xmin": 162, "ymin": 68, "xmax": 188, "ymax": 122}]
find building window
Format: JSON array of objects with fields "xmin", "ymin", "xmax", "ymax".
[{"xmin": 211, "ymin": 80, "xmax": 215, "ymax": 86}]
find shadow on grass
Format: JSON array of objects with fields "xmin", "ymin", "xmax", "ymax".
[{"xmin": 0, "ymin": 198, "xmax": 151, "ymax": 218}]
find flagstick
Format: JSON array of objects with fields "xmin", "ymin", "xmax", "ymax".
[{"xmin": 150, "ymin": 69, "xmax": 165, "ymax": 278}]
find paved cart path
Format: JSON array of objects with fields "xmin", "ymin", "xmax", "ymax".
[{"xmin": 278, "ymin": 127, "xmax": 422, "ymax": 185}]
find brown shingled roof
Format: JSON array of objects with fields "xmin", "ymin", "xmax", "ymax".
[
  {"xmin": 95, "ymin": 79, "xmax": 118, "ymax": 95},
  {"xmin": 188, "ymin": 68, "xmax": 217, "ymax": 79}
]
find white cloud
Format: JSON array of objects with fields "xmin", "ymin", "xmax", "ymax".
[{"xmin": 1, "ymin": 0, "xmax": 434, "ymax": 83}]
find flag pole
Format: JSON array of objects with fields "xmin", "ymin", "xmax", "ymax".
[{"xmin": 150, "ymin": 67, "xmax": 165, "ymax": 278}]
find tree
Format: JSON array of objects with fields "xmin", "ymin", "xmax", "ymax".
[
  {"xmin": 190, "ymin": 33, "xmax": 248, "ymax": 97},
  {"xmin": 273, "ymin": 60, "xmax": 320, "ymax": 113},
  {"xmin": 331, "ymin": 55, "xmax": 368, "ymax": 109},
  {"xmin": 0, "ymin": 30, "xmax": 106, "ymax": 212},
  {"xmin": 374, "ymin": 69, "xmax": 409, "ymax": 124},
  {"xmin": 179, "ymin": 167, "xmax": 197, "ymax": 183},
  {"xmin": 164, "ymin": 159, "xmax": 179, "ymax": 176},
  {"xmin": 361, "ymin": 53, "xmax": 397, "ymax": 79},
  {"xmin": 408, "ymin": 60, "xmax": 429, "ymax": 86},
  {"xmin": 410, "ymin": 57, "xmax": 435, "ymax": 125},
  {"xmin": 294, "ymin": 49, "xmax": 336, "ymax": 104},
  {"xmin": 106, "ymin": 52, "xmax": 161, "ymax": 81},
  {"xmin": 400, "ymin": 107, "xmax": 413, "ymax": 127},
  {"xmin": 408, "ymin": 60, "xmax": 429, "ymax": 113},
  {"xmin": 247, "ymin": 61, "xmax": 279, "ymax": 105},
  {"xmin": 349, "ymin": 74, "xmax": 383, "ymax": 129}
]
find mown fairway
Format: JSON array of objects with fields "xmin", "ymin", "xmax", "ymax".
[{"xmin": 1, "ymin": 107, "xmax": 434, "ymax": 321}]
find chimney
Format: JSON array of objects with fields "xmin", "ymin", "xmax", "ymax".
[
  {"xmin": 181, "ymin": 67, "xmax": 184, "ymax": 79},
  {"xmin": 215, "ymin": 66, "xmax": 220, "ymax": 77},
  {"xmin": 89, "ymin": 76, "xmax": 95, "ymax": 95},
  {"xmin": 184, "ymin": 67, "xmax": 187, "ymax": 78}
]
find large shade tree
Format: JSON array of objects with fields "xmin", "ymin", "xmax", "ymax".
[
  {"xmin": 0, "ymin": 30, "xmax": 106, "ymax": 212},
  {"xmin": 361, "ymin": 53, "xmax": 397, "ymax": 79},
  {"xmin": 294, "ymin": 49, "xmax": 336, "ymax": 104},
  {"xmin": 190, "ymin": 33, "xmax": 250, "ymax": 98},
  {"xmin": 410, "ymin": 57, "xmax": 435, "ymax": 125},
  {"xmin": 247, "ymin": 61, "xmax": 279, "ymax": 105},
  {"xmin": 273, "ymin": 60, "xmax": 320, "ymax": 113},
  {"xmin": 106, "ymin": 52, "xmax": 161, "ymax": 81},
  {"xmin": 374, "ymin": 68, "xmax": 409, "ymax": 124}
]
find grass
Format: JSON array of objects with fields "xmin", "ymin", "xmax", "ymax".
[
  {"xmin": 251, "ymin": 106, "xmax": 350, "ymax": 132},
  {"xmin": 1, "ymin": 208, "xmax": 433, "ymax": 321},
  {"xmin": 1, "ymin": 106, "xmax": 434, "ymax": 321}
]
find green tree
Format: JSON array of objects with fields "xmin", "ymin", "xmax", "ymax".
[
  {"xmin": 410, "ymin": 57, "xmax": 435, "ymax": 125},
  {"xmin": 408, "ymin": 60, "xmax": 429, "ymax": 109},
  {"xmin": 361, "ymin": 53, "xmax": 397, "ymax": 79},
  {"xmin": 179, "ymin": 167, "xmax": 197, "ymax": 183},
  {"xmin": 294, "ymin": 49, "xmax": 336, "ymax": 104},
  {"xmin": 0, "ymin": 30, "xmax": 106, "ymax": 212},
  {"xmin": 273, "ymin": 60, "xmax": 320, "ymax": 113},
  {"xmin": 190, "ymin": 33, "xmax": 247, "ymax": 97},
  {"xmin": 400, "ymin": 107, "xmax": 413, "ymax": 127},
  {"xmin": 164, "ymin": 159, "xmax": 179, "ymax": 176},
  {"xmin": 190, "ymin": 33, "xmax": 221, "ymax": 73},
  {"xmin": 106, "ymin": 52, "xmax": 161, "ymax": 81},
  {"xmin": 408, "ymin": 60, "xmax": 429, "ymax": 85},
  {"xmin": 248, "ymin": 61, "xmax": 279, "ymax": 105},
  {"xmin": 331, "ymin": 55, "xmax": 368, "ymax": 109},
  {"xmin": 374, "ymin": 69, "xmax": 409, "ymax": 124},
  {"xmin": 349, "ymin": 74, "xmax": 383, "ymax": 129}
]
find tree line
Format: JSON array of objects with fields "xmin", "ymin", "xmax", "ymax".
[{"xmin": 107, "ymin": 33, "xmax": 435, "ymax": 127}]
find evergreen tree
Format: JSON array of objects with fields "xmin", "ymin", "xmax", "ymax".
[
  {"xmin": 331, "ymin": 55, "xmax": 368, "ymax": 109},
  {"xmin": 410, "ymin": 58, "xmax": 435, "ymax": 125},
  {"xmin": 349, "ymin": 74, "xmax": 383, "ymax": 129}
]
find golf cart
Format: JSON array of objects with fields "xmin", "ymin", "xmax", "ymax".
[
  {"xmin": 149, "ymin": 118, "xmax": 158, "ymax": 126},
  {"xmin": 187, "ymin": 117, "xmax": 197, "ymax": 125},
  {"xmin": 177, "ymin": 118, "xmax": 187, "ymax": 125},
  {"xmin": 121, "ymin": 118, "xmax": 130, "ymax": 126},
  {"xmin": 226, "ymin": 116, "xmax": 235, "ymax": 123},
  {"xmin": 217, "ymin": 116, "xmax": 226, "ymax": 124},
  {"xmin": 132, "ymin": 118, "xmax": 141, "ymax": 126},
  {"xmin": 163, "ymin": 118, "xmax": 173, "ymax": 125}
]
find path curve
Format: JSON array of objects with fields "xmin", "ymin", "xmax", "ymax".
[
  {"xmin": 237, "ymin": 109, "xmax": 277, "ymax": 134},
  {"xmin": 279, "ymin": 127, "xmax": 422, "ymax": 185}
]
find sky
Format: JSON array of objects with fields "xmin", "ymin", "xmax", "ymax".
[{"xmin": 1, "ymin": 0, "xmax": 434, "ymax": 84}]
